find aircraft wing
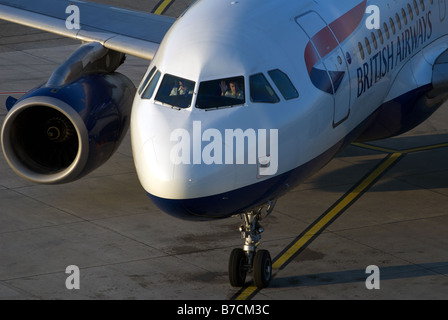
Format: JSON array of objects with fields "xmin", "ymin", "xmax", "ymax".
[{"xmin": 0, "ymin": 0, "xmax": 176, "ymax": 60}]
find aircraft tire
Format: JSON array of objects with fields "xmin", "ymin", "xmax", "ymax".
[
  {"xmin": 253, "ymin": 250, "xmax": 272, "ymax": 288},
  {"xmin": 229, "ymin": 248, "xmax": 247, "ymax": 287}
]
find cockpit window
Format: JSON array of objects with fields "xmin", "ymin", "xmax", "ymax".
[
  {"xmin": 138, "ymin": 66, "xmax": 156, "ymax": 95},
  {"xmin": 141, "ymin": 70, "xmax": 161, "ymax": 100},
  {"xmin": 196, "ymin": 76, "xmax": 245, "ymax": 109},
  {"xmin": 154, "ymin": 74, "xmax": 195, "ymax": 109},
  {"xmin": 249, "ymin": 73, "xmax": 279, "ymax": 103},
  {"xmin": 268, "ymin": 69, "xmax": 299, "ymax": 100}
]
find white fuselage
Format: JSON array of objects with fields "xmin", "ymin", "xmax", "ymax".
[{"xmin": 130, "ymin": 0, "xmax": 448, "ymax": 219}]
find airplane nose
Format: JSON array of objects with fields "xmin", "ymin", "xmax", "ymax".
[
  {"xmin": 138, "ymin": 139, "xmax": 243, "ymax": 220},
  {"xmin": 131, "ymin": 101, "xmax": 281, "ymax": 220},
  {"xmin": 132, "ymin": 122, "xmax": 244, "ymax": 219},
  {"xmin": 146, "ymin": 160, "xmax": 285, "ymax": 221},
  {"xmin": 139, "ymin": 137, "xmax": 287, "ymax": 220}
]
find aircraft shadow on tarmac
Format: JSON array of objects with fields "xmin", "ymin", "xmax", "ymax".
[
  {"xmin": 311, "ymin": 133, "xmax": 448, "ymax": 194},
  {"xmin": 270, "ymin": 261, "xmax": 448, "ymax": 288}
]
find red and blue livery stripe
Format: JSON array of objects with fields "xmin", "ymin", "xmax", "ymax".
[{"xmin": 305, "ymin": 0, "xmax": 367, "ymax": 94}]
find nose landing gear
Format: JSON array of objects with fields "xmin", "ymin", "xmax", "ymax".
[{"xmin": 228, "ymin": 200, "xmax": 276, "ymax": 289}]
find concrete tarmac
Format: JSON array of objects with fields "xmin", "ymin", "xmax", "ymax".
[{"xmin": 0, "ymin": 0, "xmax": 448, "ymax": 300}]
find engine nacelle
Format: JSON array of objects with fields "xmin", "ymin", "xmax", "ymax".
[{"xmin": 1, "ymin": 72, "xmax": 136, "ymax": 184}]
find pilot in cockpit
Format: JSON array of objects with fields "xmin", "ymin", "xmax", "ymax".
[
  {"xmin": 220, "ymin": 80, "xmax": 244, "ymax": 100},
  {"xmin": 170, "ymin": 80, "xmax": 189, "ymax": 96}
]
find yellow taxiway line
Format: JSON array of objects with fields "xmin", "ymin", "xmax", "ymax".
[
  {"xmin": 233, "ymin": 152, "xmax": 404, "ymax": 300},
  {"xmin": 234, "ymin": 139, "xmax": 448, "ymax": 300},
  {"xmin": 152, "ymin": 0, "xmax": 174, "ymax": 15}
]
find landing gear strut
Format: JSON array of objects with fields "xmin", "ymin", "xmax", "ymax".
[{"xmin": 228, "ymin": 200, "xmax": 276, "ymax": 289}]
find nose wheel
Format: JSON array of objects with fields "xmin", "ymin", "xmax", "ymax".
[
  {"xmin": 229, "ymin": 248, "xmax": 247, "ymax": 287},
  {"xmin": 253, "ymin": 249, "xmax": 272, "ymax": 288},
  {"xmin": 228, "ymin": 201, "xmax": 275, "ymax": 289}
]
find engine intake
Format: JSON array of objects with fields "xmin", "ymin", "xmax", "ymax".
[{"xmin": 1, "ymin": 72, "xmax": 135, "ymax": 184}]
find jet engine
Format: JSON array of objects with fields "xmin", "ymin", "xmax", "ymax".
[{"xmin": 1, "ymin": 42, "xmax": 136, "ymax": 184}]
